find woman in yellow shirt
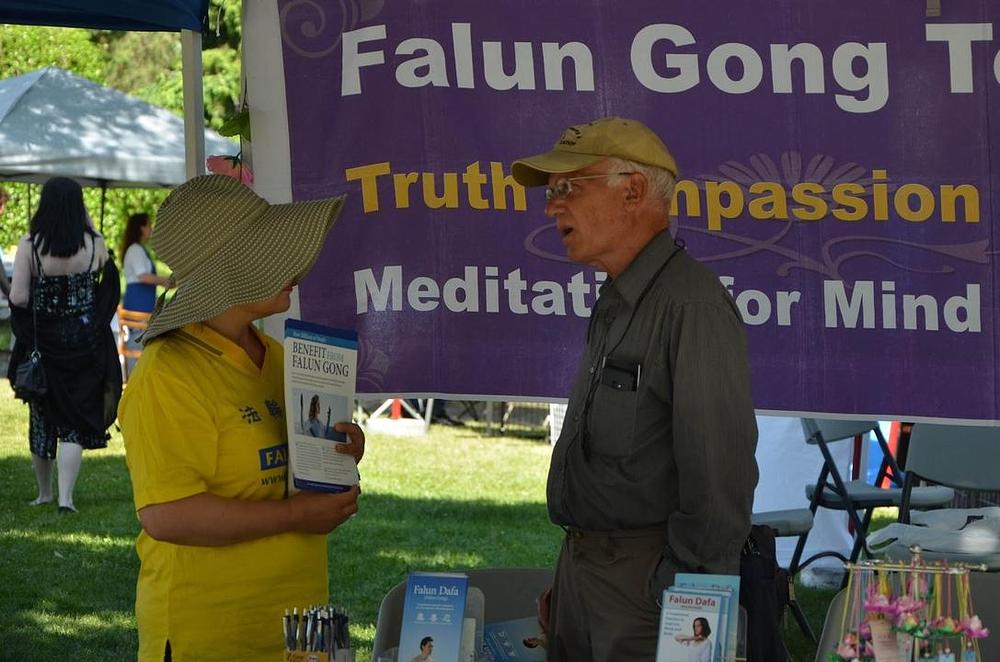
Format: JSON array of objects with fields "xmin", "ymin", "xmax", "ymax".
[{"xmin": 119, "ymin": 175, "xmax": 361, "ymax": 662}]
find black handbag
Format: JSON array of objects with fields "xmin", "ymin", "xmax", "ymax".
[
  {"xmin": 13, "ymin": 246, "xmax": 47, "ymax": 402},
  {"xmin": 13, "ymin": 350, "xmax": 47, "ymax": 401},
  {"xmin": 739, "ymin": 524, "xmax": 791, "ymax": 662}
]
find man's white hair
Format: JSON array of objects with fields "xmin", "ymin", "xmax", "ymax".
[{"xmin": 605, "ymin": 157, "xmax": 676, "ymax": 211}]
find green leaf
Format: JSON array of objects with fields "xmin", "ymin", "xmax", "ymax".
[{"xmin": 218, "ymin": 107, "xmax": 251, "ymax": 141}]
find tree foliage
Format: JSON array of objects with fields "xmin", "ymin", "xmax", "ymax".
[
  {"xmin": 0, "ymin": 1, "xmax": 243, "ymax": 253},
  {"xmin": 0, "ymin": 25, "xmax": 106, "ymax": 82}
]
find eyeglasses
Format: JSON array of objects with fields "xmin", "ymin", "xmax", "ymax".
[{"xmin": 544, "ymin": 172, "xmax": 637, "ymax": 202}]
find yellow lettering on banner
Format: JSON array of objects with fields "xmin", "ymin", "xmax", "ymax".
[
  {"xmin": 344, "ymin": 161, "xmax": 981, "ymax": 229},
  {"xmin": 791, "ymin": 182, "xmax": 828, "ymax": 221},
  {"xmin": 670, "ymin": 179, "xmax": 701, "ymax": 217},
  {"xmin": 872, "ymin": 169, "xmax": 890, "ymax": 221},
  {"xmin": 346, "ymin": 160, "xmax": 527, "ymax": 213},
  {"xmin": 423, "ymin": 172, "xmax": 460, "ymax": 209},
  {"xmin": 393, "ymin": 172, "xmax": 419, "ymax": 209},
  {"xmin": 705, "ymin": 181, "xmax": 744, "ymax": 231},
  {"xmin": 490, "ymin": 161, "xmax": 527, "ymax": 211},
  {"xmin": 345, "ymin": 161, "xmax": 391, "ymax": 212},
  {"xmin": 895, "ymin": 183, "xmax": 935, "ymax": 222},
  {"xmin": 463, "ymin": 162, "xmax": 491, "ymax": 210},
  {"xmin": 748, "ymin": 182, "xmax": 789, "ymax": 220},
  {"xmin": 940, "ymin": 184, "xmax": 980, "ymax": 224},
  {"xmin": 831, "ymin": 183, "xmax": 867, "ymax": 221}
]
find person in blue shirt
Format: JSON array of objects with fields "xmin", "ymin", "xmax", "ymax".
[
  {"xmin": 120, "ymin": 212, "xmax": 173, "ymax": 313},
  {"xmin": 301, "ymin": 394, "xmax": 332, "ymax": 438}
]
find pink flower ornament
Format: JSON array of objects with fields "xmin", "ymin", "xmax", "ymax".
[
  {"xmin": 835, "ymin": 632, "xmax": 860, "ymax": 659},
  {"xmin": 894, "ymin": 595, "xmax": 925, "ymax": 615},
  {"xmin": 959, "ymin": 615, "xmax": 990, "ymax": 638},
  {"xmin": 835, "ymin": 641, "xmax": 858, "ymax": 659},
  {"xmin": 864, "ymin": 589, "xmax": 894, "ymax": 616},
  {"xmin": 206, "ymin": 155, "xmax": 254, "ymax": 185}
]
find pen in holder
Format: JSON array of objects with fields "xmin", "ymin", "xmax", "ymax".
[{"xmin": 283, "ymin": 604, "xmax": 352, "ymax": 662}]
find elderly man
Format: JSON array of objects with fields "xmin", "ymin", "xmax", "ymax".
[{"xmin": 512, "ymin": 117, "xmax": 758, "ymax": 661}]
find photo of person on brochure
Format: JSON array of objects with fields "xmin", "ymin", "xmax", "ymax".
[
  {"xmin": 674, "ymin": 617, "xmax": 717, "ymax": 662},
  {"xmin": 410, "ymin": 635, "xmax": 434, "ymax": 661},
  {"xmin": 294, "ymin": 390, "xmax": 347, "ymax": 440}
]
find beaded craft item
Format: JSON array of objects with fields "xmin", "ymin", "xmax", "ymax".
[{"xmin": 828, "ymin": 551, "xmax": 988, "ymax": 662}]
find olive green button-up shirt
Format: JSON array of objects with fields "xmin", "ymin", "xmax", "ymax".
[{"xmin": 547, "ymin": 230, "xmax": 758, "ymax": 576}]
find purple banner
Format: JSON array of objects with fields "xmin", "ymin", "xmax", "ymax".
[{"xmin": 277, "ymin": 0, "xmax": 999, "ymax": 420}]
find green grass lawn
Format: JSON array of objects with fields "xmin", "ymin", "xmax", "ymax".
[{"xmin": 0, "ymin": 383, "xmax": 849, "ymax": 661}]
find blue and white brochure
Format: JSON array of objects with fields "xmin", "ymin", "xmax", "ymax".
[
  {"xmin": 283, "ymin": 319, "xmax": 359, "ymax": 493},
  {"xmin": 482, "ymin": 616, "xmax": 547, "ymax": 661},
  {"xmin": 399, "ymin": 572, "xmax": 469, "ymax": 662},
  {"xmin": 655, "ymin": 588, "xmax": 724, "ymax": 662},
  {"xmin": 666, "ymin": 587, "xmax": 732, "ymax": 662},
  {"xmin": 673, "ymin": 573, "xmax": 740, "ymax": 661}
]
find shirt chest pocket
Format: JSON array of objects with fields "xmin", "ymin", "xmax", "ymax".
[{"xmin": 585, "ymin": 364, "xmax": 640, "ymax": 458}]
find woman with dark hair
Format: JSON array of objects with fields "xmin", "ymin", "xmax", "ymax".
[
  {"xmin": 7, "ymin": 176, "xmax": 122, "ymax": 514},
  {"xmin": 120, "ymin": 212, "xmax": 173, "ymax": 313},
  {"xmin": 301, "ymin": 393, "xmax": 331, "ymax": 438},
  {"xmin": 674, "ymin": 616, "xmax": 715, "ymax": 662}
]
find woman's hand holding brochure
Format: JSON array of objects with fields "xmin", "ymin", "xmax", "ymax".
[
  {"xmin": 332, "ymin": 422, "xmax": 366, "ymax": 464},
  {"xmin": 288, "ymin": 485, "xmax": 360, "ymax": 535}
]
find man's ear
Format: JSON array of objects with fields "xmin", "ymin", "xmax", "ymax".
[{"xmin": 622, "ymin": 172, "xmax": 647, "ymax": 208}]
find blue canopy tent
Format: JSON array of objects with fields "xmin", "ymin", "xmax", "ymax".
[{"xmin": 0, "ymin": 1, "xmax": 206, "ymax": 32}]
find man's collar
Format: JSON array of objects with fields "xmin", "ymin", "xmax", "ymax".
[{"xmin": 606, "ymin": 229, "xmax": 680, "ymax": 307}]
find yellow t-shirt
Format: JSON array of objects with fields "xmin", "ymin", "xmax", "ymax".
[{"xmin": 120, "ymin": 323, "xmax": 327, "ymax": 662}]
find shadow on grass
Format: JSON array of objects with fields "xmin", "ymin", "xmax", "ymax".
[
  {"xmin": 1, "ymin": 446, "xmax": 837, "ymax": 662},
  {"xmin": 0, "ymin": 454, "xmax": 563, "ymax": 661},
  {"xmin": 0, "ymin": 453, "xmax": 142, "ymax": 660}
]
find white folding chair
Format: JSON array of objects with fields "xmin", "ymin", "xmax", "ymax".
[
  {"xmin": 872, "ymin": 423, "xmax": 1000, "ymax": 569},
  {"xmin": 789, "ymin": 419, "xmax": 953, "ymax": 576}
]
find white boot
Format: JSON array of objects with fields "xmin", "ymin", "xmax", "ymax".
[{"xmin": 57, "ymin": 441, "xmax": 83, "ymax": 513}]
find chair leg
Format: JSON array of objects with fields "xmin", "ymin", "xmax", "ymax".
[
  {"xmin": 788, "ymin": 530, "xmax": 808, "ymax": 578},
  {"xmin": 873, "ymin": 426, "xmax": 905, "ymax": 487},
  {"xmin": 849, "ymin": 509, "xmax": 876, "ymax": 562},
  {"xmin": 788, "ymin": 592, "xmax": 817, "ymax": 643},
  {"xmin": 816, "ymin": 439, "xmax": 874, "ymax": 564},
  {"xmin": 789, "ymin": 464, "xmax": 830, "ymax": 576}
]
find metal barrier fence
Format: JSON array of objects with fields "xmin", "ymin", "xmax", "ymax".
[
  {"xmin": 446, "ymin": 400, "xmax": 553, "ymax": 439},
  {"xmin": 358, "ymin": 399, "xmax": 559, "ymax": 441}
]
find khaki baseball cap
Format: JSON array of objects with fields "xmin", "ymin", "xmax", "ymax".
[{"xmin": 511, "ymin": 116, "xmax": 678, "ymax": 187}]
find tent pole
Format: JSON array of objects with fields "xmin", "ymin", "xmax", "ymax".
[
  {"xmin": 181, "ymin": 29, "xmax": 206, "ymax": 180},
  {"xmin": 99, "ymin": 181, "xmax": 107, "ymax": 232}
]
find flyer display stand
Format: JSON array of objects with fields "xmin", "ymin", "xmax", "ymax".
[{"xmin": 372, "ymin": 568, "xmax": 552, "ymax": 661}]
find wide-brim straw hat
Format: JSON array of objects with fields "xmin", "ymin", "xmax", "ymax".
[{"xmin": 142, "ymin": 174, "xmax": 345, "ymax": 343}]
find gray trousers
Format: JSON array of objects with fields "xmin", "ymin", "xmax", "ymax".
[{"xmin": 548, "ymin": 527, "xmax": 668, "ymax": 662}]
